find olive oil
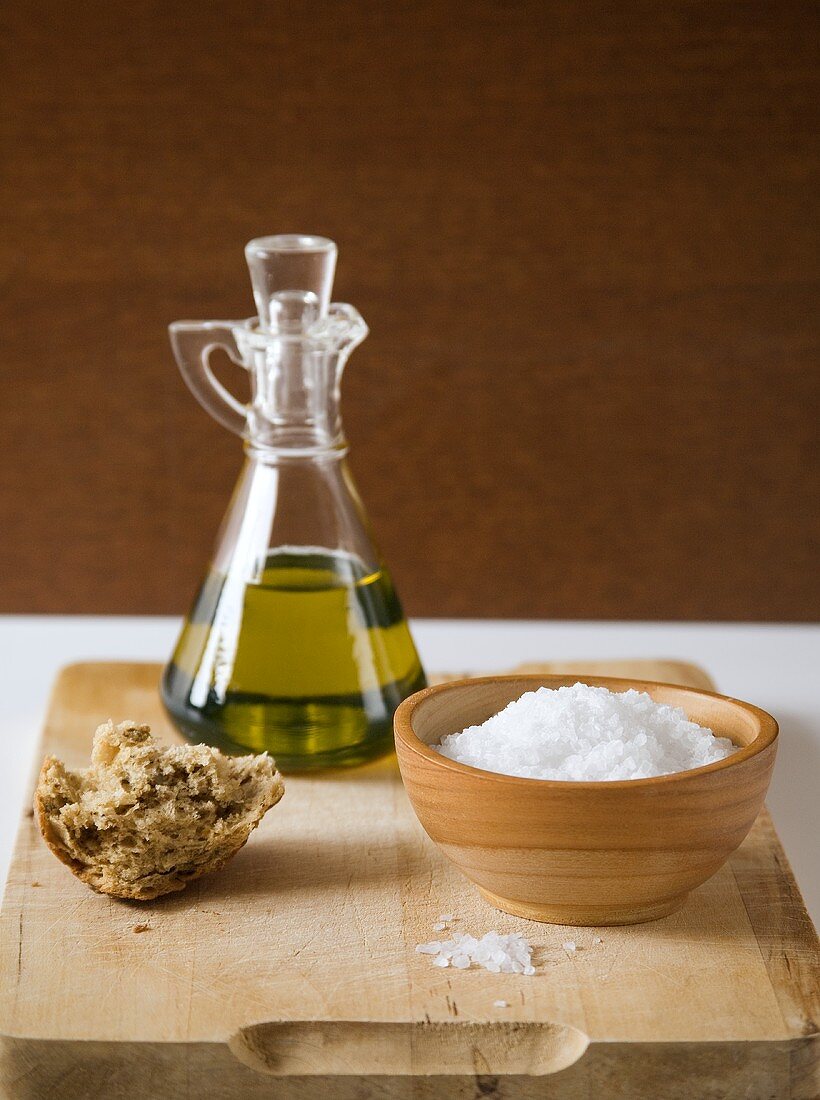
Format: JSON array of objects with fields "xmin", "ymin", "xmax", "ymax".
[{"xmin": 161, "ymin": 549, "xmax": 426, "ymax": 771}]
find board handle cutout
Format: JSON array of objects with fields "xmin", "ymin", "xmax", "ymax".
[{"xmin": 229, "ymin": 1019, "xmax": 589, "ymax": 1077}]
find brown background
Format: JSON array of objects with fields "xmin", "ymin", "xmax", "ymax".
[{"xmin": 1, "ymin": 1, "xmax": 818, "ymax": 620}]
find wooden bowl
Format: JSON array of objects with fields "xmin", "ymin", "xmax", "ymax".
[{"xmin": 394, "ymin": 675, "xmax": 778, "ymax": 926}]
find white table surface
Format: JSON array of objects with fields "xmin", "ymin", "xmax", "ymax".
[{"xmin": 1, "ymin": 616, "xmax": 817, "ymax": 925}]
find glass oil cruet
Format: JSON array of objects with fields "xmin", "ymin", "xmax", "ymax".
[{"xmin": 161, "ymin": 235, "xmax": 426, "ymax": 770}]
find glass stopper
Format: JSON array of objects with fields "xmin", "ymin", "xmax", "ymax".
[{"xmin": 245, "ymin": 235, "xmax": 337, "ymax": 332}]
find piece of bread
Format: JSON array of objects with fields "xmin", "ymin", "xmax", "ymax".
[{"xmin": 35, "ymin": 720, "xmax": 284, "ymax": 901}]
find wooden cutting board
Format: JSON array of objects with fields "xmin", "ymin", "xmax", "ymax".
[{"xmin": 1, "ymin": 661, "xmax": 817, "ymax": 1100}]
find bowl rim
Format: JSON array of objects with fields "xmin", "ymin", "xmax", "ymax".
[{"xmin": 394, "ymin": 674, "xmax": 779, "ymax": 789}]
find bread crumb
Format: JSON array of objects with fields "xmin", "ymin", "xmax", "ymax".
[
  {"xmin": 31, "ymin": 881, "xmax": 42, "ymax": 888},
  {"xmin": 132, "ymin": 922, "xmax": 151, "ymax": 934},
  {"xmin": 35, "ymin": 719, "xmax": 284, "ymax": 900}
]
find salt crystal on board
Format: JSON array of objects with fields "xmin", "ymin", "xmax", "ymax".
[{"xmin": 415, "ymin": 931, "xmax": 536, "ymax": 975}]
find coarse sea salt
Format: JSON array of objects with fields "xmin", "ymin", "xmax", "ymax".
[
  {"xmin": 416, "ymin": 931, "xmax": 536, "ymax": 975},
  {"xmin": 434, "ymin": 682, "xmax": 736, "ymax": 781}
]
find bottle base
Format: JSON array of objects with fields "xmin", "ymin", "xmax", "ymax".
[{"xmin": 161, "ymin": 672, "xmax": 425, "ymax": 773}]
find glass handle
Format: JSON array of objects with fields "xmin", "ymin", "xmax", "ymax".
[{"xmin": 169, "ymin": 321, "xmax": 249, "ymax": 436}]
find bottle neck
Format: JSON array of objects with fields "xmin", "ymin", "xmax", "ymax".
[
  {"xmin": 244, "ymin": 437, "xmax": 348, "ymax": 463},
  {"xmin": 238, "ymin": 326, "xmax": 348, "ymax": 457}
]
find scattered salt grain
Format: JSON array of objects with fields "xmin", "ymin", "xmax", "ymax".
[
  {"xmin": 562, "ymin": 941, "xmax": 577, "ymax": 953},
  {"xmin": 433, "ymin": 922, "xmax": 447, "ymax": 931},
  {"xmin": 416, "ymin": 931, "xmax": 536, "ymax": 975},
  {"xmin": 437, "ymin": 913, "xmax": 455, "ymax": 922},
  {"xmin": 593, "ymin": 936, "xmax": 603, "ymax": 944},
  {"xmin": 434, "ymin": 682, "xmax": 736, "ymax": 781},
  {"xmin": 493, "ymin": 1000, "xmax": 508, "ymax": 1008}
]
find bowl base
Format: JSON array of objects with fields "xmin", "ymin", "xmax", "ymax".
[{"xmin": 477, "ymin": 887, "xmax": 689, "ymax": 926}]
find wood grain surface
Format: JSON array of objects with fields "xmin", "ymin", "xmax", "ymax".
[
  {"xmin": 0, "ymin": 660, "xmax": 817, "ymax": 1099},
  {"xmin": 1, "ymin": 1, "xmax": 818, "ymax": 619}
]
